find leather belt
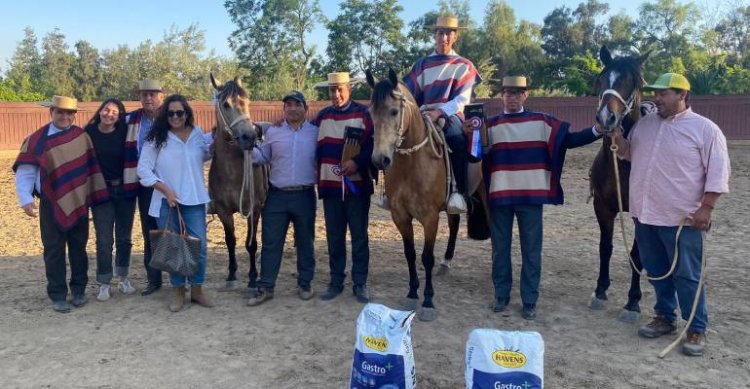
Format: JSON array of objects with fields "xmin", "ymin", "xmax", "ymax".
[{"xmin": 274, "ymin": 185, "xmax": 313, "ymax": 192}]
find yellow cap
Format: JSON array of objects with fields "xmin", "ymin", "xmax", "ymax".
[{"xmin": 645, "ymin": 73, "xmax": 691, "ymax": 91}]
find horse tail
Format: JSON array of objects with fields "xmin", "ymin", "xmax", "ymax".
[{"xmin": 466, "ymin": 186, "xmax": 491, "ymax": 241}]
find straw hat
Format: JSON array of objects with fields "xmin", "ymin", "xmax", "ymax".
[
  {"xmin": 426, "ymin": 16, "xmax": 468, "ymax": 31},
  {"xmin": 314, "ymin": 72, "xmax": 364, "ymax": 88},
  {"xmin": 644, "ymin": 73, "xmax": 691, "ymax": 91},
  {"xmin": 39, "ymin": 95, "xmax": 78, "ymax": 111},
  {"xmin": 501, "ymin": 76, "xmax": 531, "ymax": 90},
  {"xmin": 138, "ymin": 79, "xmax": 163, "ymax": 92}
]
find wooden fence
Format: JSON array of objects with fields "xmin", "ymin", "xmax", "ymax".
[{"xmin": 1, "ymin": 95, "xmax": 749, "ymax": 149}]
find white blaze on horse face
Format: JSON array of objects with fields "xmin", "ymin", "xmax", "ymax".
[
  {"xmin": 597, "ymin": 70, "xmax": 622, "ymax": 130},
  {"xmin": 609, "ymin": 71, "xmax": 620, "ymax": 88}
]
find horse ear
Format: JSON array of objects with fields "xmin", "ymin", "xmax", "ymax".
[
  {"xmin": 388, "ymin": 68, "xmax": 399, "ymax": 87},
  {"xmin": 234, "ymin": 75, "xmax": 243, "ymax": 87},
  {"xmin": 366, "ymin": 69, "xmax": 376, "ymax": 89},
  {"xmin": 600, "ymin": 46, "xmax": 613, "ymax": 66},
  {"xmin": 638, "ymin": 50, "xmax": 652, "ymax": 66},
  {"xmin": 210, "ymin": 73, "xmax": 220, "ymax": 90}
]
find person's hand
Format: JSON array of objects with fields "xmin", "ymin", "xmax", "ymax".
[
  {"xmin": 690, "ymin": 204, "xmax": 713, "ymax": 231},
  {"xmin": 425, "ymin": 109, "xmax": 442, "ymax": 123},
  {"xmin": 461, "ymin": 120, "xmax": 474, "ymax": 136},
  {"xmin": 21, "ymin": 202, "xmax": 37, "ymax": 217},
  {"xmin": 340, "ymin": 160, "xmax": 358, "ymax": 176},
  {"xmin": 157, "ymin": 184, "xmax": 179, "ymax": 207}
]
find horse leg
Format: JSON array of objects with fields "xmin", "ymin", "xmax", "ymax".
[
  {"xmin": 590, "ymin": 199, "xmax": 614, "ymax": 310},
  {"xmin": 393, "ymin": 213, "xmax": 418, "ymax": 311},
  {"xmin": 437, "ymin": 214, "xmax": 459, "ymax": 276},
  {"xmin": 245, "ymin": 212, "xmax": 261, "ymax": 295},
  {"xmin": 218, "ymin": 211, "xmax": 239, "ymax": 291},
  {"xmin": 619, "ymin": 237, "xmax": 643, "ymax": 323},
  {"xmin": 419, "ymin": 212, "xmax": 439, "ymax": 322}
]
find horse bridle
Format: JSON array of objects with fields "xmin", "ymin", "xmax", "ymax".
[
  {"xmin": 215, "ymin": 96, "xmax": 257, "ymax": 142},
  {"xmin": 390, "ymin": 89, "xmax": 429, "ymax": 155},
  {"xmin": 598, "ymin": 88, "xmax": 636, "ymax": 118}
]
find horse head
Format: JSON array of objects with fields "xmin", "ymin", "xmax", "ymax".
[
  {"xmin": 210, "ymin": 73, "xmax": 259, "ymax": 150},
  {"xmin": 594, "ymin": 46, "xmax": 650, "ymax": 134},
  {"xmin": 366, "ymin": 68, "xmax": 417, "ymax": 170}
]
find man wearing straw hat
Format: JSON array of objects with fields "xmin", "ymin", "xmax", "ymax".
[
  {"xmin": 13, "ymin": 96, "xmax": 109, "ymax": 313},
  {"xmin": 470, "ymin": 76, "xmax": 603, "ymax": 320},
  {"xmin": 127, "ymin": 79, "xmax": 165, "ymax": 296},
  {"xmin": 612, "ymin": 73, "xmax": 730, "ymax": 356},
  {"xmin": 403, "ymin": 15, "xmax": 482, "ymax": 214},
  {"xmin": 312, "ymin": 72, "xmax": 374, "ymax": 303}
]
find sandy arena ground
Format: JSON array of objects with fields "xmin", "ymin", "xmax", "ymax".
[{"xmin": 0, "ymin": 142, "xmax": 748, "ymax": 388}]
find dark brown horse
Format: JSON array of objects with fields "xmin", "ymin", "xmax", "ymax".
[
  {"xmin": 366, "ymin": 69, "xmax": 489, "ymax": 321},
  {"xmin": 208, "ymin": 74, "xmax": 269, "ymax": 292},
  {"xmin": 589, "ymin": 46, "xmax": 650, "ymax": 322}
]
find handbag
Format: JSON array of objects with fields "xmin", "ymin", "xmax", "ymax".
[{"xmin": 149, "ymin": 206, "xmax": 201, "ymax": 276}]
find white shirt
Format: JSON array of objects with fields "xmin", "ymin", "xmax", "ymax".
[
  {"xmin": 137, "ymin": 127, "xmax": 213, "ymax": 217},
  {"xmin": 14, "ymin": 123, "xmax": 66, "ymax": 207}
]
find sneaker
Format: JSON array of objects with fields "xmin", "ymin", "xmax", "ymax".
[
  {"xmin": 638, "ymin": 316, "xmax": 677, "ymax": 339},
  {"xmin": 682, "ymin": 331, "xmax": 706, "ymax": 356},
  {"xmin": 298, "ymin": 286, "xmax": 314, "ymax": 301},
  {"xmin": 52, "ymin": 300, "xmax": 71, "ymax": 313},
  {"xmin": 72, "ymin": 294, "xmax": 88, "ymax": 308},
  {"xmin": 521, "ymin": 304, "xmax": 537, "ymax": 320},
  {"xmin": 319, "ymin": 285, "xmax": 343, "ymax": 301},
  {"xmin": 97, "ymin": 285, "xmax": 111, "ymax": 301},
  {"xmin": 247, "ymin": 289, "xmax": 274, "ymax": 307},
  {"xmin": 118, "ymin": 278, "xmax": 136, "ymax": 295},
  {"xmin": 353, "ymin": 285, "xmax": 370, "ymax": 303}
]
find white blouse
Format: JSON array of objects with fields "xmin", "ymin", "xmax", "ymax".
[{"xmin": 137, "ymin": 127, "xmax": 212, "ymax": 217}]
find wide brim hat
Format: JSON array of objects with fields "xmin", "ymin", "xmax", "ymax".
[
  {"xmin": 644, "ymin": 73, "xmax": 691, "ymax": 91},
  {"xmin": 426, "ymin": 16, "xmax": 468, "ymax": 31},
  {"xmin": 39, "ymin": 95, "xmax": 78, "ymax": 111},
  {"xmin": 314, "ymin": 72, "xmax": 364, "ymax": 88},
  {"xmin": 138, "ymin": 79, "xmax": 163, "ymax": 92},
  {"xmin": 500, "ymin": 76, "xmax": 531, "ymax": 90}
]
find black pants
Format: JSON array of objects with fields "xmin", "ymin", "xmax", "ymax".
[
  {"xmin": 137, "ymin": 186, "xmax": 162, "ymax": 286},
  {"xmin": 445, "ymin": 133, "xmax": 468, "ymax": 195},
  {"xmin": 39, "ymin": 198, "xmax": 89, "ymax": 302}
]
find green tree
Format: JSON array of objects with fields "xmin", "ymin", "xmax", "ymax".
[
  {"xmin": 73, "ymin": 40, "xmax": 101, "ymax": 101},
  {"xmin": 6, "ymin": 27, "xmax": 46, "ymax": 98},
  {"xmin": 714, "ymin": 6, "xmax": 750, "ymax": 64},
  {"xmin": 39, "ymin": 28, "xmax": 75, "ymax": 97}
]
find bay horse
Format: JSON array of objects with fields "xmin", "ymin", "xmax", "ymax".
[
  {"xmin": 589, "ymin": 46, "xmax": 651, "ymax": 322},
  {"xmin": 208, "ymin": 73, "xmax": 269, "ymax": 292},
  {"xmin": 366, "ymin": 68, "xmax": 489, "ymax": 322}
]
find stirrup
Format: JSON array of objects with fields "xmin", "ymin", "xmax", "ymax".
[{"xmin": 447, "ymin": 192, "xmax": 467, "ymax": 214}]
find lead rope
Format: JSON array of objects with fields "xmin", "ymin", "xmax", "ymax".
[
  {"xmin": 609, "ymin": 138, "xmax": 707, "ymax": 358},
  {"xmin": 238, "ymin": 150, "xmax": 255, "ymax": 239}
]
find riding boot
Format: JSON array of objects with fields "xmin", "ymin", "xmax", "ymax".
[
  {"xmin": 190, "ymin": 285, "xmax": 215, "ymax": 308},
  {"xmin": 169, "ymin": 286, "xmax": 186, "ymax": 312}
]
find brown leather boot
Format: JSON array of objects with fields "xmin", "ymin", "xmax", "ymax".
[
  {"xmin": 169, "ymin": 286, "xmax": 186, "ymax": 312},
  {"xmin": 190, "ymin": 286, "xmax": 215, "ymax": 308}
]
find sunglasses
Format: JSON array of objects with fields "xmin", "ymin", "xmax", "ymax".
[{"xmin": 167, "ymin": 110, "xmax": 186, "ymax": 118}]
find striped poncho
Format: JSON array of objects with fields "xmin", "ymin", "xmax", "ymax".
[
  {"xmin": 402, "ymin": 52, "xmax": 481, "ymax": 118},
  {"xmin": 13, "ymin": 124, "xmax": 109, "ymax": 230},
  {"xmin": 484, "ymin": 111, "xmax": 570, "ymax": 207},
  {"xmin": 312, "ymin": 101, "xmax": 374, "ymax": 199}
]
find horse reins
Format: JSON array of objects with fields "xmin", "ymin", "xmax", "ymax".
[
  {"xmin": 607, "ymin": 132, "xmax": 708, "ymax": 359},
  {"xmin": 390, "ymin": 90, "xmax": 433, "ymax": 156}
]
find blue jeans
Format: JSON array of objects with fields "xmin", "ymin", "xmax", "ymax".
[
  {"xmin": 156, "ymin": 200, "xmax": 208, "ymax": 287},
  {"xmin": 490, "ymin": 205, "xmax": 544, "ymax": 306},
  {"xmin": 139, "ymin": 186, "xmax": 163, "ymax": 286},
  {"xmin": 257, "ymin": 187, "xmax": 316, "ymax": 291},
  {"xmin": 91, "ymin": 186, "xmax": 136, "ymax": 284},
  {"xmin": 323, "ymin": 196, "xmax": 370, "ymax": 288},
  {"xmin": 634, "ymin": 220, "xmax": 708, "ymax": 333}
]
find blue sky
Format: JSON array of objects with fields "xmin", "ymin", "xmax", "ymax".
[{"xmin": 1, "ymin": 0, "xmax": 641, "ymax": 72}]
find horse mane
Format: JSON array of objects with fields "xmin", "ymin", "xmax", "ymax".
[
  {"xmin": 595, "ymin": 54, "xmax": 645, "ymax": 94},
  {"xmin": 371, "ymin": 78, "xmax": 397, "ymax": 111}
]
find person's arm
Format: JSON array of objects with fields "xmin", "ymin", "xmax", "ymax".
[
  {"xmin": 200, "ymin": 128, "xmax": 213, "ymax": 162},
  {"xmin": 611, "ymin": 132, "xmax": 631, "ymax": 161},
  {"xmin": 15, "ymin": 164, "xmax": 39, "ymax": 216},
  {"xmin": 251, "ymin": 131, "xmax": 273, "ymax": 165},
  {"xmin": 564, "ymin": 125, "xmax": 603, "ymax": 149},
  {"xmin": 692, "ymin": 125, "xmax": 731, "ymax": 231}
]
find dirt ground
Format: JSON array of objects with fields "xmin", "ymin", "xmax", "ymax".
[{"xmin": 0, "ymin": 142, "xmax": 748, "ymax": 389}]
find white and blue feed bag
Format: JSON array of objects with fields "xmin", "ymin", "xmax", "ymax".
[
  {"xmin": 350, "ymin": 303, "xmax": 417, "ymax": 389},
  {"xmin": 465, "ymin": 329, "xmax": 544, "ymax": 389}
]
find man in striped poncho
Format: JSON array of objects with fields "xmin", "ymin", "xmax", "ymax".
[
  {"xmin": 13, "ymin": 96, "xmax": 109, "ymax": 313},
  {"xmin": 403, "ymin": 15, "xmax": 482, "ymax": 214}
]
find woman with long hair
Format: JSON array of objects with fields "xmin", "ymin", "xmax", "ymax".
[
  {"xmin": 85, "ymin": 98, "xmax": 140, "ymax": 301},
  {"xmin": 136, "ymin": 94, "xmax": 214, "ymax": 312}
]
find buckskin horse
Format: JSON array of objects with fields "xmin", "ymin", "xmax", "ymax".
[
  {"xmin": 208, "ymin": 73, "xmax": 269, "ymax": 293},
  {"xmin": 589, "ymin": 46, "xmax": 651, "ymax": 322},
  {"xmin": 366, "ymin": 68, "xmax": 489, "ymax": 322}
]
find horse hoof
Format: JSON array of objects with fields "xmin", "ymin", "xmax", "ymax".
[
  {"xmin": 436, "ymin": 264, "xmax": 450, "ymax": 276},
  {"xmin": 218, "ymin": 280, "xmax": 240, "ymax": 292},
  {"xmin": 588, "ymin": 295, "xmax": 607, "ymax": 310},
  {"xmin": 419, "ymin": 307, "xmax": 437, "ymax": 322},
  {"xmin": 401, "ymin": 298, "xmax": 419, "ymax": 311},
  {"xmin": 618, "ymin": 309, "xmax": 641, "ymax": 324}
]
